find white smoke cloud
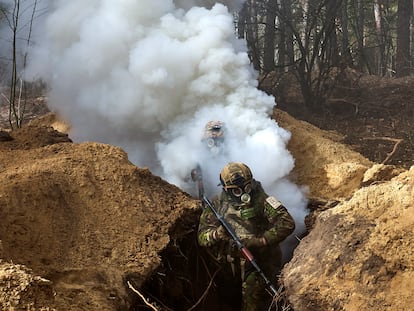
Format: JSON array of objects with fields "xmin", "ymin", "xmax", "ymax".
[
  {"xmin": 25, "ymin": 0, "xmax": 308, "ymax": 239},
  {"xmin": 175, "ymin": 0, "xmax": 245, "ymax": 11}
]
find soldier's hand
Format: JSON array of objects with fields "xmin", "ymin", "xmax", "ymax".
[
  {"xmin": 243, "ymin": 236, "xmax": 267, "ymax": 249},
  {"xmin": 211, "ymin": 226, "xmax": 228, "ymax": 241}
]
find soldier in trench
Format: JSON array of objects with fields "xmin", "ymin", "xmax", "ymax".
[
  {"xmin": 197, "ymin": 162, "xmax": 295, "ymax": 311},
  {"xmin": 190, "ymin": 120, "xmax": 226, "ymax": 198}
]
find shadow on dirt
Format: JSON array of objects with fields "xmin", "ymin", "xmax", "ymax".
[{"xmin": 127, "ymin": 208, "xmax": 302, "ymax": 311}]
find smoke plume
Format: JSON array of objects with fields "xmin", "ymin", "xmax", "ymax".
[{"xmin": 26, "ymin": 0, "xmax": 308, "ymax": 247}]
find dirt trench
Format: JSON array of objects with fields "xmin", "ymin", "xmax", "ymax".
[
  {"xmin": 1, "ymin": 107, "xmax": 412, "ymax": 311},
  {"xmin": 0, "ymin": 113, "xmax": 305, "ymax": 311}
]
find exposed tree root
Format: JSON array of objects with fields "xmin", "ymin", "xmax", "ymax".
[
  {"xmin": 363, "ymin": 137, "xmax": 403, "ymax": 164},
  {"xmin": 127, "ymin": 280, "xmax": 159, "ymax": 311},
  {"xmin": 186, "ymin": 267, "xmax": 220, "ymax": 311}
]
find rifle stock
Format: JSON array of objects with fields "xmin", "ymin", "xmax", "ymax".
[{"xmin": 202, "ymin": 195, "xmax": 278, "ymax": 296}]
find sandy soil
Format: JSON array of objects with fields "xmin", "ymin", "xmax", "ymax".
[{"xmin": 0, "ymin": 71, "xmax": 413, "ymax": 310}]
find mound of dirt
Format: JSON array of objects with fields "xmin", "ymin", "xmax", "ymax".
[
  {"xmin": 0, "ymin": 261, "xmax": 55, "ymax": 310},
  {"xmin": 266, "ymin": 69, "xmax": 414, "ymax": 170},
  {"xmin": 275, "ymin": 109, "xmax": 414, "ymax": 310},
  {"xmin": 274, "ymin": 109, "xmax": 373, "ymax": 200},
  {"xmin": 282, "ymin": 167, "xmax": 414, "ymax": 311},
  {"xmin": 0, "ymin": 124, "xmax": 199, "ymax": 310},
  {"xmin": 0, "ymin": 107, "xmax": 413, "ymax": 310}
]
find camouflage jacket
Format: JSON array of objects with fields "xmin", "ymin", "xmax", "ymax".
[{"xmin": 197, "ymin": 180, "xmax": 295, "ymax": 259}]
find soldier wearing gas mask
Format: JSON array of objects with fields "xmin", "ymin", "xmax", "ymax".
[
  {"xmin": 190, "ymin": 121, "xmax": 226, "ymax": 198},
  {"xmin": 197, "ymin": 162, "xmax": 295, "ymax": 311},
  {"xmin": 201, "ymin": 120, "xmax": 225, "ymax": 155}
]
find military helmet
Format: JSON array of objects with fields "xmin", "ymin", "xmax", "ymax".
[
  {"xmin": 202, "ymin": 120, "xmax": 225, "ymax": 150},
  {"xmin": 203, "ymin": 121, "xmax": 224, "ymax": 139},
  {"xmin": 219, "ymin": 162, "xmax": 252, "ymax": 190}
]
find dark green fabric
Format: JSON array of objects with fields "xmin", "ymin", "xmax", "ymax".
[
  {"xmin": 240, "ymin": 206, "xmax": 256, "ymax": 219},
  {"xmin": 242, "ymin": 271, "xmax": 266, "ymax": 311}
]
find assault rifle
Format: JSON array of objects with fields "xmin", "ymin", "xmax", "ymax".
[
  {"xmin": 202, "ymin": 195, "xmax": 278, "ymax": 297},
  {"xmin": 191, "ymin": 165, "xmax": 277, "ymax": 296}
]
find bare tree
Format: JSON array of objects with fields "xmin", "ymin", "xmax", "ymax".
[
  {"xmin": 339, "ymin": 0, "xmax": 353, "ymax": 67},
  {"xmin": 1, "ymin": 0, "xmax": 39, "ymax": 129},
  {"xmin": 263, "ymin": 0, "xmax": 277, "ymax": 72},
  {"xmin": 325, "ymin": 0, "xmax": 341, "ymax": 67},
  {"xmin": 237, "ymin": 1, "xmax": 248, "ymax": 39},
  {"xmin": 351, "ymin": 0, "xmax": 367, "ymax": 72},
  {"xmin": 240, "ymin": 0, "xmax": 414, "ymax": 113},
  {"xmin": 246, "ymin": 0, "xmax": 261, "ymax": 70},
  {"xmin": 396, "ymin": 0, "xmax": 412, "ymax": 77},
  {"xmin": 272, "ymin": 0, "xmax": 344, "ymax": 110},
  {"xmin": 273, "ymin": 0, "xmax": 294, "ymax": 72},
  {"xmin": 3, "ymin": 0, "xmax": 22, "ymax": 129},
  {"xmin": 373, "ymin": 0, "xmax": 386, "ymax": 75}
]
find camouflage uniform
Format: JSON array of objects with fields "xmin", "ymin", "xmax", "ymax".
[{"xmin": 198, "ymin": 180, "xmax": 295, "ymax": 311}]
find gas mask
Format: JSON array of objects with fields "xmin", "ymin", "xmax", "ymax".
[
  {"xmin": 205, "ymin": 137, "xmax": 223, "ymax": 155},
  {"xmin": 219, "ymin": 162, "xmax": 254, "ymax": 205},
  {"xmin": 228, "ymin": 181, "xmax": 252, "ymax": 204}
]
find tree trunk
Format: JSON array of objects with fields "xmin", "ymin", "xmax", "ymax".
[
  {"xmin": 340, "ymin": 0, "xmax": 353, "ymax": 66},
  {"xmin": 373, "ymin": 0, "xmax": 386, "ymax": 75},
  {"xmin": 246, "ymin": 0, "xmax": 261, "ymax": 71},
  {"xmin": 352, "ymin": 0, "xmax": 366, "ymax": 71},
  {"xmin": 325, "ymin": 0, "xmax": 340, "ymax": 67},
  {"xmin": 301, "ymin": 0, "xmax": 310, "ymax": 51},
  {"xmin": 277, "ymin": 0, "xmax": 286, "ymax": 70},
  {"xmin": 283, "ymin": 0, "xmax": 294, "ymax": 67},
  {"xmin": 263, "ymin": 0, "xmax": 277, "ymax": 72},
  {"xmin": 396, "ymin": 0, "xmax": 411, "ymax": 77},
  {"xmin": 237, "ymin": 2, "xmax": 248, "ymax": 39}
]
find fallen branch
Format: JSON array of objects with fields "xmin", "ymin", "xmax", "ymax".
[
  {"xmin": 327, "ymin": 97, "xmax": 358, "ymax": 106},
  {"xmin": 268, "ymin": 282, "xmax": 292, "ymax": 311},
  {"xmin": 326, "ymin": 98, "xmax": 359, "ymax": 114},
  {"xmin": 127, "ymin": 280, "xmax": 158, "ymax": 311},
  {"xmin": 186, "ymin": 267, "xmax": 220, "ymax": 311},
  {"xmin": 363, "ymin": 137, "xmax": 403, "ymax": 164},
  {"xmin": 381, "ymin": 139, "xmax": 403, "ymax": 164}
]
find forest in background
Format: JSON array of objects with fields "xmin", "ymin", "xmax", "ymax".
[
  {"xmin": 0, "ymin": 0, "xmax": 413, "ymax": 126},
  {"xmin": 235, "ymin": 0, "xmax": 414, "ymax": 110}
]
